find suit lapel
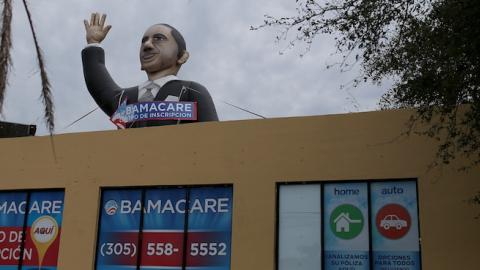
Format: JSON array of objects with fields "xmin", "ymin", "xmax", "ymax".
[
  {"xmin": 154, "ymin": 80, "xmax": 185, "ymax": 101},
  {"xmin": 128, "ymin": 87, "xmax": 139, "ymax": 104}
]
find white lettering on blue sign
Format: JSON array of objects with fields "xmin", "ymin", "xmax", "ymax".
[
  {"xmin": 114, "ymin": 198, "xmax": 230, "ymax": 215},
  {"xmin": 0, "ymin": 201, "xmax": 62, "ymax": 214},
  {"xmin": 111, "ymin": 101, "xmax": 197, "ymax": 126}
]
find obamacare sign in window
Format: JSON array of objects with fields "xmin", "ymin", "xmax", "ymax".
[
  {"xmin": 0, "ymin": 190, "xmax": 65, "ymax": 270},
  {"xmin": 95, "ymin": 185, "xmax": 233, "ymax": 270}
]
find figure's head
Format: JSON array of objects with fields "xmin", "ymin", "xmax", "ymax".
[{"xmin": 139, "ymin": 24, "xmax": 189, "ymax": 78}]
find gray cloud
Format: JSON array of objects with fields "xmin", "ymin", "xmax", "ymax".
[{"xmin": 1, "ymin": 0, "xmax": 388, "ymax": 135}]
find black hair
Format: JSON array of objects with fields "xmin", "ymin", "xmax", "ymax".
[{"xmin": 156, "ymin": 23, "xmax": 186, "ymax": 59}]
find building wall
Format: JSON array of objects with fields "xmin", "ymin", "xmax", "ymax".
[{"xmin": 0, "ymin": 109, "xmax": 478, "ymax": 269}]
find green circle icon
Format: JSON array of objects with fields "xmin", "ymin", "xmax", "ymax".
[{"xmin": 330, "ymin": 204, "xmax": 364, "ymax": 239}]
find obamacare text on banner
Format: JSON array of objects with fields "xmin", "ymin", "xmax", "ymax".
[{"xmin": 111, "ymin": 101, "xmax": 197, "ymax": 128}]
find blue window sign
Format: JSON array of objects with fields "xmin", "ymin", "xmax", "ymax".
[
  {"xmin": 96, "ymin": 189, "xmax": 142, "ymax": 270},
  {"xmin": 186, "ymin": 186, "xmax": 233, "ymax": 270},
  {"xmin": 95, "ymin": 186, "xmax": 233, "ymax": 270},
  {"xmin": 371, "ymin": 181, "xmax": 421, "ymax": 270},
  {"xmin": 324, "ymin": 183, "xmax": 370, "ymax": 270},
  {"xmin": 0, "ymin": 190, "xmax": 65, "ymax": 270},
  {"xmin": 140, "ymin": 188, "xmax": 187, "ymax": 270}
]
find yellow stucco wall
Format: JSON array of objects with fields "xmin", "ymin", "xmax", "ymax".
[{"xmin": 0, "ymin": 109, "xmax": 478, "ymax": 269}]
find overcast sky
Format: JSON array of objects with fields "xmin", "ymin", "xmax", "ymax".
[{"xmin": 1, "ymin": 0, "xmax": 389, "ymax": 135}]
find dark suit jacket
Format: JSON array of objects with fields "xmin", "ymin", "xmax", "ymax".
[{"xmin": 81, "ymin": 46, "xmax": 218, "ymax": 128}]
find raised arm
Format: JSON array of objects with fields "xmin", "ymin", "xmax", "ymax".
[{"xmin": 81, "ymin": 13, "xmax": 121, "ymax": 116}]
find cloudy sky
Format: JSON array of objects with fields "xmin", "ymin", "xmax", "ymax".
[{"xmin": 2, "ymin": 0, "xmax": 389, "ymax": 135}]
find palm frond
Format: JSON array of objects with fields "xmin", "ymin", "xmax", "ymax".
[
  {"xmin": 0, "ymin": 0, "xmax": 13, "ymax": 113},
  {"xmin": 22, "ymin": 0, "xmax": 54, "ymax": 134}
]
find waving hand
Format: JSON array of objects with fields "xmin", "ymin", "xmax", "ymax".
[{"xmin": 84, "ymin": 13, "xmax": 112, "ymax": 44}]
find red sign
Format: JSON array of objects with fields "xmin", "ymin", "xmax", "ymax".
[
  {"xmin": 140, "ymin": 232, "xmax": 184, "ymax": 267},
  {"xmin": 21, "ymin": 227, "xmax": 61, "ymax": 267},
  {"xmin": 375, "ymin": 203, "xmax": 411, "ymax": 239}
]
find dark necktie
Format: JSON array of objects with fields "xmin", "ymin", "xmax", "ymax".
[{"xmin": 139, "ymin": 87, "xmax": 155, "ymax": 102}]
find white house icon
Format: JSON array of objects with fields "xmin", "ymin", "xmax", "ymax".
[{"xmin": 333, "ymin": 212, "xmax": 361, "ymax": 232}]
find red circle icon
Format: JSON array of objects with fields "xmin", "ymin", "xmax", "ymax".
[{"xmin": 375, "ymin": 204, "xmax": 411, "ymax": 239}]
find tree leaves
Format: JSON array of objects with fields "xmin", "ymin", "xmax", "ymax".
[{"xmin": 253, "ymin": 0, "xmax": 480, "ymax": 168}]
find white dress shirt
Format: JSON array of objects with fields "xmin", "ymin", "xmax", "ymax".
[{"xmin": 138, "ymin": 75, "xmax": 179, "ymax": 100}]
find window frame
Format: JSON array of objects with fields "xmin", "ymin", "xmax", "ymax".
[{"xmin": 275, "ymin": 179, "xmax": 422, "ymax": 270}]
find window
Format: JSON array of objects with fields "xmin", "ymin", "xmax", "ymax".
[
  {"xmin": 278, "ymin": 184, "xmax": 321, "ymax": 270},
  {"xmin": 277, "ymin": 180, "xmax": 421, "ymax": 270},
  {"xmin": 0, "ymin": 190, "xmax": 65, "ymax": 269},
  {"xmin": 95, "ymin": 185, "xmax": 233, "ymax": 270}
]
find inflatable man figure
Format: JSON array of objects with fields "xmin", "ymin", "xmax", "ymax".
[{"xmin": 82, "ymin": 13, "xmax": 218, "ymax": 128}]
